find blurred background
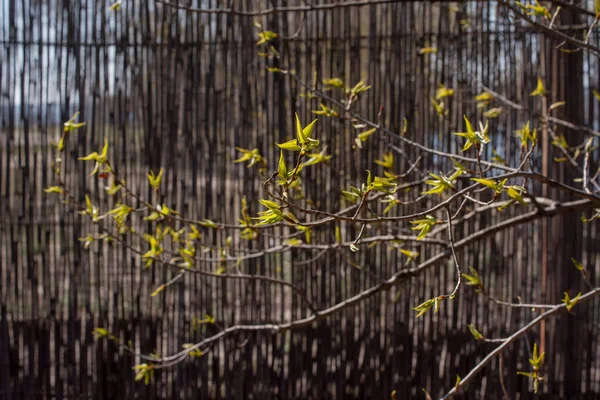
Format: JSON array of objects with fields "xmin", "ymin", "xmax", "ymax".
[{"xmin": 1, "ymin": 0, "xmax": 600, "ymax": 398}]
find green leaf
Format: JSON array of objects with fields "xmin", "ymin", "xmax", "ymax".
[
  {"xmin": 109, "ymin": 1, "xmax": 122, "ymax": 11},
  {"xmin": 419, "ymin": 46, "xmax": 438, "ymax": 54},
  {"xmin": 278, "ymin": 151, "xmax": 287, "ymax": 181},
  {"xmin": 562, "ymin": 291, "xmax": 582, "ymax": 312},
  {"xmin": 322, "ymin": 78, "xmax": 344, "ymax": 88},
  {"xmin": 431, "ymin": 97, "xmax": 448, "ymax": 118},
  {"xmin": 295, "ymin": 113, "xmax": 307, "ymax": 144},
  {"xmin": 148, "ymin": 168, "xmax": 164, "ymax": 192},
  {"xmin": 462, "ymin": 266, "xmax": 483, "ymax": 292},
  {"xmin": 357, "ymin": 128, "xmax": 377, "ymax": 142},
  {"xmin": 399, "ymin": 248, "xmax": 419, "ymax": 264},
  {"xmin": 78, "ymin": 152, "xmax": 99, "ymax": 161},
  {"xmin": 374, "ymin": 152, "xmax": 394, "ymax": 169},
  {"xmin": 414, "ymin": 297, "xmax": 442, "ymax": 318},
  {"xmin": 256, "ymin": 30, "xmax": 278, "ymax": 45},
  {"xmin": 276, "ymin": 139, "xmax": 302, "ymax": 151},
  {"xmin": 132, "ymin": 363, "xmax": 155, "ymax": 385},
  {"xmin": 468, "ymin": 323, "xmax": 484, "ymax": 340},
  {"xmin": 435, "ymin": 83, "xmax": 454, "ymax": 100},
  {"xmin": 423, "ymin": 172, "xmax": 455, "ymax": 195},
  {"xmin": 151, "ymin": 285, "xmax": 165, "ymax": 297},
  {"xmin": 312, "ymin": 103, "xmax": 339, "ymax": 117},
  {"xmin": 530, "ymin": 77, "xmax": 547, "ymax": 97},
  {"xmin": 410, "ymin": 215, "xmax": 437, "ymax": 241},
  {"xmin": 302, "ymin": 118, "xmax": 318, "ymax": 140},
  {"xmin": 304, "ymin": 149, "xmax": 332, "ymax": 166},
  {"xmin": 234, "ymin": 147, "xmax": 266, "ymax": 168},
  {"xmin": 571, "ymin": 258, "xmax": 584, "ymax": 271},
  {"xmin": 259, "ymin": 199, "xmax": 280, "ymax": 211},
  {"xmin": 198, "ymin": 219, "xmax": 219, "ymax": 229},
  {"xmin": 44, "ymin": 186, "xmax": 63, "ymax": 194},
  {"xmin": 464, "ymin": 114, "xmax": 475, "ymax": 137},
  {"xmin": 483, "ymin": 107, "xmax": 503, "ymax": 118},
  {"xmin": 63, "ymin": 112, "xmax": 86, "ymax": 133},
  {"xmin": 529, "ymin": 343, "xmax": 545, "ymax": 369},
  {"xmin": 506, "ymin": 186, "xmax": 527, "ymax": 205}
]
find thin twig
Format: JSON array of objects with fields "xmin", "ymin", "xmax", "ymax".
[{"xmin": 440, "ymin": 286, "xmax": 600, "ymax": 399}]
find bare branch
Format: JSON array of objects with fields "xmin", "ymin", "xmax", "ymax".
[{"xmin": 440, "ymin": 286, "xmax": 600, "ymax": 399}]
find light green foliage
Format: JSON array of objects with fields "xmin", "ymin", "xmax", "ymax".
[
  {"xmin": 474, "ymin": 91, "xmax": 494, "ymax": 109},
  {"xmin": 398, "ymin": 248, "xmax": 419, "ymax": 264},
  {"xmin": 277, "ymin": 114, "xmax": 319, "ymax": 152},
  {"xmin": 44, "ymin": 186, "xmax": 63, "ymax": 194},
  {"xmin": 360, "ymin": 170, "xmax": 398, "ymax": 195},
  {"xmin": 256, "ymin": 30, "xmax": 278, "ymax": 45},
  {"xmin": 410, "ymin": 215, "xmax": 438, "ymax": 241},
  {"xmin": 515, "ymin": 121, "xmax": 537, "ymax": 148},
  {"xmin": 109, "ymin": 1, "xmax": 122, "ymax": 11},
  {"xmin": 562, "ymin": 291, "xmax": 582, "ymax": 312},
  {"xmin": 530, "ymin": 77, "xmax": 547, "ymax": 96},
  {"xmin": 181, "ymin": 343, "xmax": 204, "ymax": 358},
  {"xmin": 63, "ymin": 111, "xmax": 87, "ymax": 133},
  {"xmin": 312, "ymin": 103, "xmax": 339, "ymax": 117},
  {"xmin": 374, "ymin": 152, "xmax": 394, "ymax": 169},
  {"xmin": 296, "ymin": 225, "xmax": 312, "ymax": 243},
  {"xmin": 142, "ymin": 233, "xmax": 164, "ymax": 267},
  {"xmin": 346, "ymin": 80, "xmax": 371, "ymax": 97},
  {"xmin": 108, "ymin": 204, "xmax": 133, "ymax": 234},
  {"xmin": 253, "ymin": 199, "xmax": 284, "ymax": 226},
  {"xmin": 355, "ymin": 128, "xmax": 377, "ymax": 148},
  {"xmin": 419, "ymin": 47, "xmax": 437, "ymax": 54},
  {"xmin": 516, "ymin": 1, "xmax": 551, "ymax": 19},
  {"xmin": 431, "ymin": 97, "xmax": 448, "ymax": 118},
  {"xmin": 304, "ymin": 149, "xmax": 331, "ymax": 167},
  {"xmin": 277, "ymin": 151, "xmax": 289, "ymax": 185},
  {"xmin": 467, "ymin": 323, "xmax": 484, "ymax": 340},
  {"xmin": 435, "ymin": 83, "xmax": 454, "ymax": 100},
  {"xmin": 105, "ymin": 181, "xmax": 123, "ymax": 195},
  {"xmin": 79, "ymin": 138, "xmax": 110, "ymax": 176},
  {"xmin": 79, "ymin": 195, "xmax": 101, "ymax": 222},
  {"xmin": 423, "ymin": 172, "xmax": 455, "ymax": 195},
  {"xmin": 239, "ymin": 197, "xmax": 257, "ymax": 240},
  {"xmin": 506, "ymin": 186, "xmax": 527, "ymax": 205},
  {"xmin": 198, "ymin": 219, "xmax": 219, "ymax": 229},
  {"xmin": 483, "ymin": 107, "xmax": 503, "ymax": 118},
  {"xmin": 571, "ymin": 258, "xmax": 585, "ymax": 271},
  {"xmin": 517, "ymin": 343, "xmax": 545, "ymax": 393},
  {"xmin": 54, "ymin": 112, "xmax": 85, "ymax": 152},
  {"xmin": 133, "ymin": 363, "xmax": 155, "ymax": 385},
  {"xmin": 192, "ymin": 315, "xmax": 215, "ymax": 330},
  {"xmin": 322, "ymin": 78, "xmax": 344, "ymax": 88},
  {"xmin": 92, "ymin": 327, "xmax": 117, "ymax": 341},
  {"xmin": 471, "ymin": 178, "xmax": 507, "ymax": 193},
  {"xmin": 148, "ymin": 168, "xmax": 163, "ymax": 192},
  {"xmin": 462, "ymin": 267, "xmax": 483, "ymax": 292},
  {"xmin": 423, "ymin": 165, "xmax": 464, "ymax": 196},
  {"xmin": 234, "ymin": 147, "xmax": 266, "ymax": 169},
  {"xmin": 453, "ymin": 115, "xmax": 489, "ymax": 152},
  {"xmin": 414, "ymin": 296, "xmax": 444, "ymax": 318},
  {"xmin": 381, "ymin": 194, "xmax": 401, "ymax": 214}
]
